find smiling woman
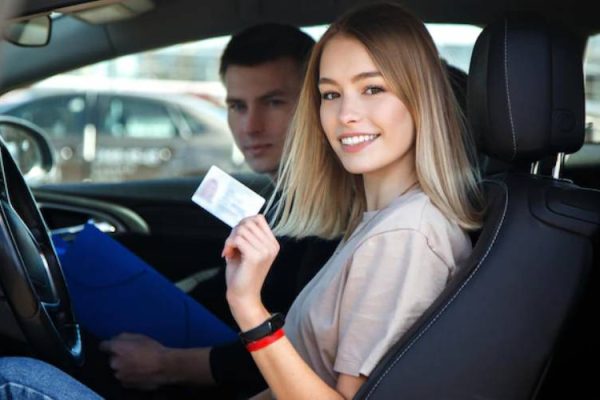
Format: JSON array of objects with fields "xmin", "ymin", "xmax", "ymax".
[{"xmin": 221, "ymin": 3, "xmax": 483, "ymax": 399}]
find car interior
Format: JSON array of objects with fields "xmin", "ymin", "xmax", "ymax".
[{"xmin": 0, "ymin": 0, "xmax": 599, "ymax": 399}]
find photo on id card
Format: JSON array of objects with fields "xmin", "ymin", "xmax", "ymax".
[{"xmin": 192, "ymin": 166, "xmax": 265, "ymax": 227}]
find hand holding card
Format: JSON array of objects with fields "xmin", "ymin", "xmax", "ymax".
[
  {"xmin": 192, "ymin": 166, "xmax": 278, "ymax": 314},
  {"xmin": 192, "ymin": 166, "xmax": 265, "ymax": 227},
  {"xmin": 222, "ymin": 214, "xmax": 280, "ymax": 329}
]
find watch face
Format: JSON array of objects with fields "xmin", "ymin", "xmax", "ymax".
[
  {"xmin": 240, "ymin": 313, "xmax": 286, "ymax": 344},
  {"xmin": 271, "ymin": 313, "xmax": 285, "ymax": 330}
]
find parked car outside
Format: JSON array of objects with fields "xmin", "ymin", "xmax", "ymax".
[{"xmin": 0, "ymin": 87, "xmax": 246, "ymax": 182}]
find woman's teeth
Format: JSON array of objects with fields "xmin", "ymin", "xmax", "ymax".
[{"xmin": 340, "ymin": 134, "xmax": 379, "ymax": 146}]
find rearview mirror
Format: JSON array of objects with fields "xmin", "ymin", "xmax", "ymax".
[{"xmin": 3, "ymin": 15, "xmax": 51, "ymax": 47}]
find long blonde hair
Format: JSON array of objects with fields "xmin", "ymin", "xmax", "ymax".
[{"xmin": 268, "ymin": 2, "xmax": 483, "ymax": 239}]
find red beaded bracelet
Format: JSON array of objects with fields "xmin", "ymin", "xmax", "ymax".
[{"xmin": 246, "ymin": 328, "xmax": 285, "ymax": 352}]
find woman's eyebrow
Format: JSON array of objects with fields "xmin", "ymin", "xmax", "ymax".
[
  {"xmin": 351, "ymin": 71, "xmax": 382, "ymax": 82},
  {"xmin": 318, "ymin": 77, "xmax": 336, "ymax": 86},
  {"xmin": 318, "ymin": 71, "xmax": 382, "ymax": 86}
]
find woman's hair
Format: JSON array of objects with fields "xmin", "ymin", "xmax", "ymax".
[{"xmin": 268, "ymin": 2, "xmax": 484, "ymax": 239}]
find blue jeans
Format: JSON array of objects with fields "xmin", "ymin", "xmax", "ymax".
[{"xmin": 0, "ymin": 357, "xmax": 102, "ymax": 399}]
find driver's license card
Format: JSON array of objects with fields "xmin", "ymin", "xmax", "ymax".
[{"xmin": 191, "ymin": 166, "xmax": 265, "ymax": 227}]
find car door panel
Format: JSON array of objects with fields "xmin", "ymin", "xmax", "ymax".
[{"xmin": 34, "ymin": 173, "xmax": 272, "ymax": 282}]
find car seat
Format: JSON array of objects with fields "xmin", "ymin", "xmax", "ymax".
[{"xmin": 355, "ymin": 16, "xmax": 600, "ymax": 400}]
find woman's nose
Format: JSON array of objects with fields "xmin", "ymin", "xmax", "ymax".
[{"xmin": 338, "ymin": 95, "xmax": 361, "ymax": 125}]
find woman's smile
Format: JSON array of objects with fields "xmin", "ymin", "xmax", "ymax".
[{"xmin": 338, "ymin": 133, "xmax": 380, "ymax": 152}]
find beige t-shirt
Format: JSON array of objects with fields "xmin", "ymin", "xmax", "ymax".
[{"xmin": 284, "ymin": 188, "xmax": 471, "ymax": 387}]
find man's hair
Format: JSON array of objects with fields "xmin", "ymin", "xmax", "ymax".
[{"xmin": 219, "ymin": 23, "xmax": 315, "ymax": 78}]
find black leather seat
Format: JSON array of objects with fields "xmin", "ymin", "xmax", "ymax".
[{"xmin": 355, "ymin": 16, "xmax": 600, "ymax": 400}]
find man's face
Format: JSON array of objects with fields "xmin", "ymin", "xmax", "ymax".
[{"xmin": 224, "ymin": 57, "xmax": 303, "ymax": 178}]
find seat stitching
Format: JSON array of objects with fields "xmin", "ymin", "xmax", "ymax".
[
  {"xmin": 504, "ymin": 19, "xmax": 517, "ymax": 160},
  {"xmin": 364, "ymin": 180, "xmax": 508, "ymax": 399}
]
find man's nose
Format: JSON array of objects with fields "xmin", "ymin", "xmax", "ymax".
[{"xmin": 243, "ymin": 107, "xmax": 265, "ymax": 135}]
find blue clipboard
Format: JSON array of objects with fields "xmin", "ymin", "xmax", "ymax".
[{"xmin": 53, "ymin": 224, "xmax": 237, "ymax": 348}]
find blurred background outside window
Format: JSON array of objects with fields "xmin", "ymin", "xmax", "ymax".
[{"xmin": 1, "ymin": 23, "xmax": 598, "ymax": 184}]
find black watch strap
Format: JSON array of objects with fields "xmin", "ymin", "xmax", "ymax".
[{"xmin": 239, "ymin": 313, "xmax": 285, "ymax": 344}]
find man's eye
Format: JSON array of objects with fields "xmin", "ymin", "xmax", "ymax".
[
  {"xmin": 364, "ymin": 86, "xmax": 384, "ymax": 95},
  {"xmin": 227, "ymin": 103, "xmax": 246, "ymax": 112},
  {"xmin": 267, "ymin": 99, "xmax": 286, "ymax": 107},
  {"xmin": 321, "ymin": 92, "xmax": 339, "ymax": 100}
]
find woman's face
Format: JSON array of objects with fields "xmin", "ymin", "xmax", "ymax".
[{"xmin": 318, "ymin": 35, "xmax": 416, "ymax": 178}]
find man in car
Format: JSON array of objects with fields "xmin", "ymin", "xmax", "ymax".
[{"xmin": 98, "ymin": 23, "xmax": 337, "ymax": 398}]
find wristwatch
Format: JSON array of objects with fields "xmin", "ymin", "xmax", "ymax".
[{"xmin": 239, "ymin": 313, "xmax": 285, "ymax": 344}]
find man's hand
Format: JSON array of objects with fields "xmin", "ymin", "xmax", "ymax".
[{"xmin": 99, "ymin": 333, "xmax": 171, "ymax": 390}]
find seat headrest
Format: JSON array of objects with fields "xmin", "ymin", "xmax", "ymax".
[{"xmin": 467, "ymin": 16, "xmax": 585, "ymax": 162}]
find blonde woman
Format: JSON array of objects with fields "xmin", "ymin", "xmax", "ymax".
[{"xmin": 222, "ymin": 3, "xmax": 483, "ymax": 399}]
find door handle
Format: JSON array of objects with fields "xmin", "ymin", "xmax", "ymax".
[{"xmin": 82, "ymin": 124, "xmax": 96, "ymax": 161}]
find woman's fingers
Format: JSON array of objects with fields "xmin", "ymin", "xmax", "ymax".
[
  {"xmin": 222, "ymin": 215, "xmax": 279, "ymax": 260},
  {"xmin": 242, "ymin": 215, "xmax": 279, "ymax": 252},
  {"xmin": 255, "ymin": 215, "xmax": 280, "ymax": 252},
  {"xmin": 222, "ymin": 236, "xmax": 238, "ymax": 259},
  {"xmin": 236, "ymin": 221, "xmax": 266, "ymax": 252},
  {"xmin": 242, "ymin": 216, "xmax": 266, "ymax": 238},
  {"xmin": 223, "ymin": 230, "xmax": 256, "ymax": 259},
  {"xmin": 224, "ymin": 215, "xmax": 280, "ymax": 312},
  {"xmin": 231, "ymin": 234, "xmax": 255, "ymax": 258}
]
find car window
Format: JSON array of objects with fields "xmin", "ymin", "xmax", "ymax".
[
  {"xmin": 302, "ymin": 24, "xmax": 481, "ymax": 72},
  {"xmin": 98, "ymin": 95, "xmax": 177, "ymax": 139},
  {"xmin": 559, "ymin": 34, "xmax": 600, "ymax": 189},
  {"xmin": 6, "ymin": 94, "xmax": 86, "ymax": 139},
  {"xmin": 584, "ymin": 34, "xmax": 600, "ymax": 143},
  {"xmin": 178, "ymin": 108, "xmax": 209, "ymax": 135},
  {"xmin": 0, "ymin": 24, "xmax": 480, "ymax": 184}
]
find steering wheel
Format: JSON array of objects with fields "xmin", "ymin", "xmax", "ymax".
[{"xmin": 0, "ymin": 126, "xmax": 83, "ymax": 367}]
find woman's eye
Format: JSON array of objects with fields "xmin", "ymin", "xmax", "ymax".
[
  {"xmin": 365, "ymin": 86, "xmax": 384, "ymax": 95},
  {"xmin": 321, "ymin": 92, "xmax": 339, "ymax": 101}
]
